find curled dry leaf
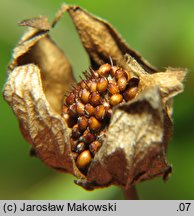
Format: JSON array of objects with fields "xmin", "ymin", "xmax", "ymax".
[{"xmin": 3, "ymin": 5, "xmax": 187, "ymax": 190}]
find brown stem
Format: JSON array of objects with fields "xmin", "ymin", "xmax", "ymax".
[{"xmin": 123, "ymin": 186, "xmax": 139, "ymax": 200}]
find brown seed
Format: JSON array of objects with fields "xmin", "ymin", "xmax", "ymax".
[
  {"xmin": 88, "ymin": 80, "xmax": 97, "ymax": 92},
  {"xmin": 63, "ymin": 114, "xmax": 76, "ymax": 128},
  {"xmin": 85, "ymin": 103, "xmax": 95, "ymax": 116},
  {"xmin": 79, "ymin": 88, "xmax": 90, "ymax": 104},
  {"xmin": 89, "ymin": 141, "xmax": 102, "ymax": 155},
  {"xmin": 65, "ymin": 92, "xmax": 75, "ymax": 105},
  {"xmin": 72, "ymin": 124, "xmax": 81, "ymax": 138},
  {"xmin": 95, "ymin": 105, "xmax": 106, "ymax": 120},
  {"xmin": 76, "ymin": 150, "xmax": 92, "ymax": 169},
  {"xmin": 88, "ymin": 116, "xmax": 102, "ymax": 131},
  {"xmin": 90, "ymin": 92, "xmax": 101, "ymax": 106},
  {"xmin": 62, "ymin": 105, "xmax": 68, "ymax": 114},
  {"xmin": 67, "ymin": 103, "xmax": 77, "ymax": 117},
  {"xmin": 123, "ymin": 70, "xmax": 131, "ymax": 81},
  {"xmin": 98, "ymin": 63, "xmax": 111, "ymax": 76},
  {"xmin": 82, "ymin": 129, "xmax": 96, "ymax": 143},
  {"xmin": 108, "ymin": 83, "xmax": 119, "ymax": 94},
  {"xmin": 123, "ymin": 86, "xmax": 138, "ymax": 101},
  {"xmin": 117, "ymin": 76, "xmax": 127, "ymax": 92},
  {"xmin": 80, "ymin": 80, "xmax": 87, "ymax": 89},
  {"xmin": 110, "ymin": 66, "xmax": 120, "ymax": 76},
  {"xmin": 76, "ymin": 142, "xmax": 86, "ymax": 153},
  {"xmin": 97, "ymin": 77, "xmax": 108, "ymax": 92},
  {"xmin": 115, "ymin": 69, "xmax": 124, "ymax": 79},
  {"xmin": 78, "ymin": 116, "xmax": 88, "ymax": 131},
  {"xmin": 110, "ymin": 93, "xmax": 123, "ymax": 106},
  {"xmin": 76, "ymin": 101, "xmax": 85, "ymax": 116}
]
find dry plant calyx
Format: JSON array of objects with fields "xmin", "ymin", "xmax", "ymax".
[{"xmin": 3, "ymin": 5, "xmax": 187, "ymax": 190}]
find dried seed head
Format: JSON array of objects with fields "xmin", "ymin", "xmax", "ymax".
[
  {"xmin": 110, "ymin": 93, "xmax": 123, "ymax": 106},
  {"xmin": 77, "ymin": 116, "xmax": 88, "ymax": 131},
  {"xmin": 76, "ymin": 150, "xmax": 92, "ymax": 169},
  {"xmin": 88, "ymin": 116, "xmax": 102, "ymax": 131},
  {"xmin": 89, "ymin": 140, "xmax": 102, "ymax": 155},
  {"xmin": 85, "ymin": 103, "xmax": 95, "ymax": 116},
  {"xmin": 95, "ymin": 105, "xmax": 106, "ymax": 120},
  {"xmin": 97, "ymin": 77, "xmax": 108, "ymax": 92},
  {"xmin": 90, "ymin": 92, "xmax": 101, "ymax": 106},
  {"xmin": 79, "ymin": 88, "xmax": 90, "ymax": 104},
  {"xmin": 98, "ymin": 63, "xmax": 111, "ymax": 76}
]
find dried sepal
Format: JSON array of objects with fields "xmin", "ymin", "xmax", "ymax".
[
  {"xmin": 3, "ymin": 5, "xmax": 187, "ymax": 191},
  {"xmin": 53, "ymin": 4, "xmax": 157, "ymax": 72}
]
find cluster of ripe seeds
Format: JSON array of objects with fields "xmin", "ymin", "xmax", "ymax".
[{"xmin": 62, "ymin": 63, "xmax": 139, "ymax": 174}]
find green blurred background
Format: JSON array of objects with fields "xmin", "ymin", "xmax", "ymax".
[{"xmin": 0, "ymin": 0, "xmax": 194, "ymax": 199}]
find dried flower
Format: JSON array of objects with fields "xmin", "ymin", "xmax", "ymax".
[{"xmin": 3, "ymin": 5, "xmax": 186, "ymax": 190}]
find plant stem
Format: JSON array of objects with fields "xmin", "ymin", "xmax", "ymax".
[{"xmin": 123, "ymin": 186, "xmax": 139, "ymax": 200}]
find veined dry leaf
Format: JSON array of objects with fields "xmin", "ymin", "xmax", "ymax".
[{"xmin": 3, "ymin": 4, "xmax": 186, "ymax": 191}]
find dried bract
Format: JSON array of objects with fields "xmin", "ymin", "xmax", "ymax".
[{"xmin": 3, "ymin": 5, "xmax": 186, "ymax": 190}]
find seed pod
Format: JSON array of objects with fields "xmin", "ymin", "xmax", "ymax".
[
  {"xmin": 72, "ymin": 124, "xmax": 81, "ymax": 138},
  {"xmin": 98, "ymin": 63, "xmax": 111, "ymax": 76},
  {"xmin": 90, "ymin": 92, "xmax": 101, "ymax": 106},
  {"xmin": 117, "ymin": 76, "xmax": 127, "ymax": 92},
  {"xmin": 82, "ymin": 129, "xmax": 96, "ymax": 143},
  {"xmin": 85, "ymin": 103, "xmax": 95, "ymax": 116},
  {"xmin": 97, "ymin": 77, "xmax": 108, "ymax": 92},
  {"xmin": 78, "ymin": 116, "xmax": 88, "ymax": 131},
  {"xmin": 88, "ymin": 116, "xmax": 102, "ymax": 131},
  {"xmin": 110, "ymin": 93, "xmax": 123, "ymax": 106},
  {"xmin": 123, "ymin": 86, "xmax": 138, "ymax": 101},
  {"xmin": 65, "ymin": 92, "xmax": 75, "ymax": 105},
  {"xmin": 76, "ymin": 101, "xmax": 85, "ymax": 116},
  {"xmin": 108, "ymin": 83, "xmax": 119, "ymax": 94},
  {"xmin": 79, "ymin": 88, "xmax": 90, "ymax": 104},
  {"xmin": 76, "ymin": 150, "xmax": 92, "ymax": 169},
  {"xmin": 3, "ymin": 5, "xmax": 186, "ymax": 192},
  {"xmin": 89, "ymin": 140, "xmax": 102, "ymax": 155},
  {"xmin": 95, "ymin": 105, "xmax": 106, "ymax": 120},
  {"xmin": 76, "ymin": 142, "xmax": 86, "ymax": 153}
]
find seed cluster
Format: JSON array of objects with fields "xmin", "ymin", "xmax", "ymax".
[{"xmin": 62, "ymin": 64, "xmax": 139, "ymax": 174}]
